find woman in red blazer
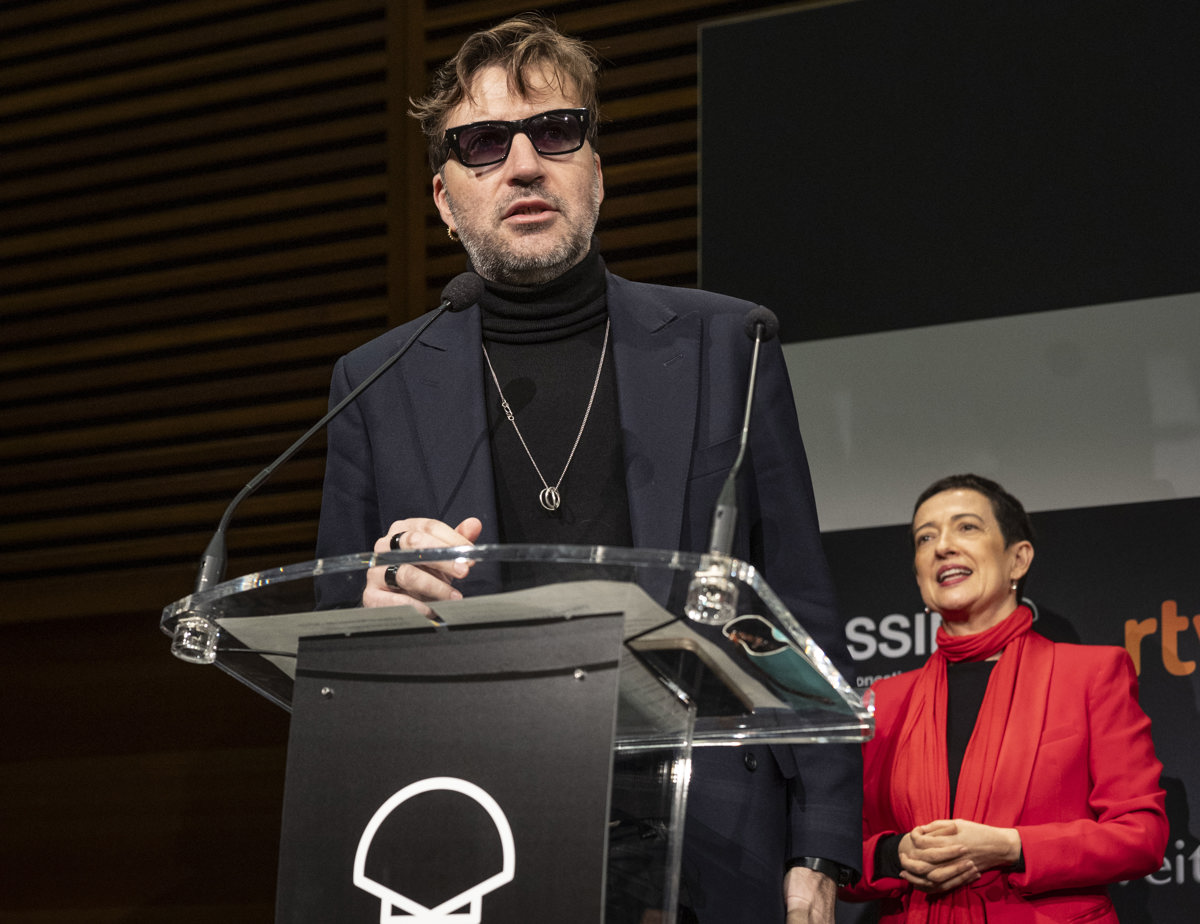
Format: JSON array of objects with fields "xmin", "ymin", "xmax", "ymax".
[{"xmin": 841, "ymin": 474, "xmax": 1167, "ymax": 922}]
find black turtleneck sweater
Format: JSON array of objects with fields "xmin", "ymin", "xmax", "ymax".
[{"xmin": 478, "ymin": 244, "xmax": 634, "ymax": 549}]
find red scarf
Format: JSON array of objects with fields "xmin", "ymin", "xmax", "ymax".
[{"xmin": 888, "ymin": 606, "xmax": 1053, "ymax": 922}]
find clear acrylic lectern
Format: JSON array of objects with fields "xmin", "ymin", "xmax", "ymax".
[{"xmin": 162, "ymin": 545, "xmax": 872, "ymax": 923}]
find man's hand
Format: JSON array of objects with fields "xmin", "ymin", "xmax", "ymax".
[
  {"xmin": 363, "ymin": 516, "xmax": 483, "ymax": 612},
  {"xmin": 784, "ymin": 865, "xmax": 836, "ymax": 924},
  {"xmin": 899, "ymin": 818, "xmax": 1021, "ymax": 894}
]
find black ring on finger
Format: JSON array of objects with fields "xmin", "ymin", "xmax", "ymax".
[
  {"xmin": 384, "ymin": 563, "xmax": 401, "ymax": 589},
  {"xmin": 389, "ymin": 531, "xmax": 406, "ymax": 550}
]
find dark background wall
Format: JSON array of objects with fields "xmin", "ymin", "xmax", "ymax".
[{"xmin": 1, "ymin": 1, "xmax": 821, "ymax": 921}]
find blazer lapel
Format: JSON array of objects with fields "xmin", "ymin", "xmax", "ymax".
[
  {"xmin": 399, "ymin": 305, "xmax": 501, "ymax": 543},
  {"xmin": 606, "ymin": 273, "xmax": 700, "ymax": 552}
]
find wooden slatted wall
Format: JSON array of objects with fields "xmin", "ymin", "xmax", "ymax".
[
  {"xmin": 1, "ymin": 1, "xmax": 817, "ymax": 920},
  {"xmin": 1, "ymin": 3, "xmax": 398, "ymax": 920},
  {"xmin": 2, "ymin": 0, "xmax": 397, "ymax": 624}
]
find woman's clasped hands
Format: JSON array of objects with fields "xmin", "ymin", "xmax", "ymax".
[{"xmin": 898, "ymin": 819, "xmax": 1022, "ymax": 894}]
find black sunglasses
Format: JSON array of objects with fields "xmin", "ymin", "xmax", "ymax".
[{"xmin": 442, "ymin": 108, "xmax": 590, "ymax": 168}]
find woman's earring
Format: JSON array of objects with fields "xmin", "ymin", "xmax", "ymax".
[{"xmin": 1010, "ymin": 580, "xmax": 1018, "ymax": 591}]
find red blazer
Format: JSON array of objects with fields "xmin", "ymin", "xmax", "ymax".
[{"xmin": 843, "ymin": 637, "xmax": 1167, "ymax": 922}]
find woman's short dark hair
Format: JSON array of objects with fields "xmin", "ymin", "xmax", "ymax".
[
  {"xmin": 913, "ymin": 473, "xmax": 1035, "ymax": 549},
  {"xmin": 408, "ymin": 13, "xmax": 601, "ymax": 172}
]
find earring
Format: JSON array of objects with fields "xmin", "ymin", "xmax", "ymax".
[
  {"xmin": 446, "ymin": 226, "xmax": 460, "ymax": 243},
  {"xmin": 1010, "ymin": 580, "xmax": 1018, "ymax": 592},
  {"xmin": 923, "ymin": 606, "xmax": 931, "ymax": 616}
]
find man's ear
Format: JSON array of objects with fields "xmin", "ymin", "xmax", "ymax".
[{"xmin": 432, "ymin": 171, "xmax": 455, "ymax": 229}]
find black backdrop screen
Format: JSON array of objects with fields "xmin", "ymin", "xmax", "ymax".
[{"xmin": 699, "ymin": 0, "xmax": 1200, "ymax": 341}]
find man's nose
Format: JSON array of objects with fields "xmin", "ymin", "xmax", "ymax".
[{"xmin": 504, "ymin": 132, "xmax": 545, "ymax": 178}]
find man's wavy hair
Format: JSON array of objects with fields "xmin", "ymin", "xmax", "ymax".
[{"xmin": 408, "ymin": 13, "xmax": 601, "ymax": 173}]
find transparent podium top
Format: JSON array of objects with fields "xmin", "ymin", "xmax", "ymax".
[{"xmin": 162, "ymin": 544, "xmax": 873, "ymax": 749}]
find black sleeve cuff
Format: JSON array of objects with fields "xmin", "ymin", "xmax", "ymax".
[{"xmin": 874, "ymin": 834, "xmax": 905, "ymax": 879}]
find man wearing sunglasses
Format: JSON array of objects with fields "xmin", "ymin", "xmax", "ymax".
[{"xmin": 316, "ymin": 13, "xmax": 860, "ymax": 924}]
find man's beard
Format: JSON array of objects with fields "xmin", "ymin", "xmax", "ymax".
[{"xmin": 445, "ymin": 175, "xmax": 601, "ymax": 286}]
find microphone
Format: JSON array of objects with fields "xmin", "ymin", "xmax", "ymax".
[
  {"xmin": 190, "ymin": 272, "xmax": 484, "ymax": 598},
  {"xmin": 685, "ymin": 307, "xmax": 780, "ymax": 625},
  {"xmin": 706, "ymin": 307, "xmax": 779, "ymax": 557}
]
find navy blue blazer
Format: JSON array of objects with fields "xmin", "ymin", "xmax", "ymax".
[{"xmin": 316, "ymin": 271, "xmax": 863, "ymax": 920}]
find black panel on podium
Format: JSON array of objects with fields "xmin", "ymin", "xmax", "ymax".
[{"xmin": 162, "ymin": 545, "xmax": 872, "ymax": 923}]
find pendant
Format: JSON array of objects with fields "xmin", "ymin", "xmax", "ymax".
[{"xmin": 539, "ymin": 486, "xmax": 561, "ymax": 511}]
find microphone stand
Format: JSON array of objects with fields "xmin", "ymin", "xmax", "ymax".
[
  {"xmin": 685, "ymin": 309, "xmax": 777, "ymax": 624},
  {"xmin": 171, "ymin": 274, "xmax": 483, "ymax": 663}
]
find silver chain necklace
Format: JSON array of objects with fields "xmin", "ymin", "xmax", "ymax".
[{"xmin": 482, "ymin": 318, "xmax": 610, "ymax": 512}]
